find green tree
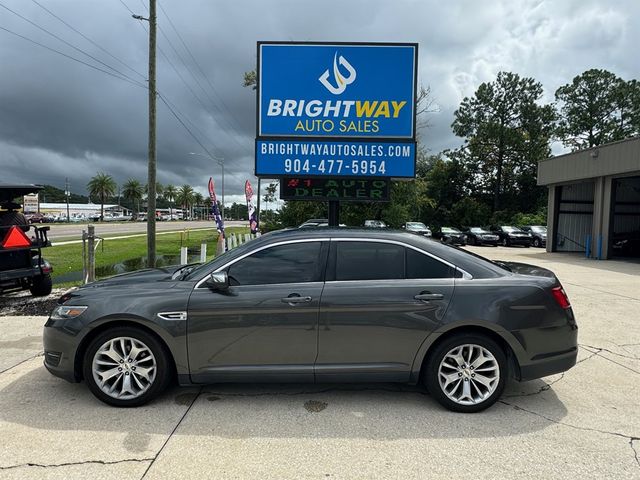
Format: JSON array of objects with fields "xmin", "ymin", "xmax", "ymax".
[
  {"xmin": 122, "ymin": 178, "xmax": 144, "ymax": 215},
  {"xmin": 164, "ymin": 184, "xmax": 177, "ymax": 219},
  {"xmin": 176, "ymin": 185, "xmax": 194, "ymax": 219},
  {"xmin": 452, "ymin": 71, "xmax": 555, "ymax": 212},
  {"xmin": 87, "ymin": 173, "xmax": 117, "ymax": 221},
  {"xmin": 555, "ymin": 69, "xmax": 629, "ymax": 150},
  {"xmin": 192, "ymin": 192, "xmax": 204, "ymax": 220}
]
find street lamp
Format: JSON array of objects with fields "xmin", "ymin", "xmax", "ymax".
[{"xmin": 188, "ymin": 152, "xmax": 225, "ymax": 220}]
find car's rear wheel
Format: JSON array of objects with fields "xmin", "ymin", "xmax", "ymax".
[
  {"xmin": 83, "ymin": 327, "xmax": 171, "ymax": 407},
  {"xmin": 424, "ymin": 334, "xmax": 507, "ymax": 413},
  {"xmin": 501, "ymin": 238, "xmax": 509, "ymax": 247},
  {"xmin": 533, "ymin": 238, "xmax": 541, "ymax": 248},
  {"xmin": 29, "ymin": 273, "xmax": 52, "ymax": 297}
]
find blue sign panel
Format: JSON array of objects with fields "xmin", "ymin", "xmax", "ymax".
[
  {"xmin": 258, "ymin": 43, "xmax": 417, "ymax": 139},
  {"xmin": 256, "ymin": 139, "xmax": 415, "ymax": 178}
]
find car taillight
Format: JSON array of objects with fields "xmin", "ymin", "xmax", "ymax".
[{"xmin": 551, "ymin": 286, "xmax": 571, "ymax": 309}]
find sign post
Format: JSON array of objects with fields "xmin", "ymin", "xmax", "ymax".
[{"xmin": 255, "ymin": 42, "xmax": 417, "ymax": 225}]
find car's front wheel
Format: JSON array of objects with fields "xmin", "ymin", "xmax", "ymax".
[
  {"xmin": 424, "ymin": 334, "xmax": 507, "ymax": 413},
  {"xmin": 83, "ymin": 327, "xmax": 171, "ymax": 407}
]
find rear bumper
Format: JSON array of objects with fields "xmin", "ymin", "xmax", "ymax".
[{"xmin": 518, "ymin": 347, "xmax": 577, "ymax": 381}]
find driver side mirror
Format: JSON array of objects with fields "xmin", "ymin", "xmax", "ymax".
[{"xmin": 206, "ymin": 271, "xmax": 229, "ymax": 291}]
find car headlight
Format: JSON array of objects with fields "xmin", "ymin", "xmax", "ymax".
[{"xmin": 50, "ymin": 305, "xmax": 88, "ymax": 320}]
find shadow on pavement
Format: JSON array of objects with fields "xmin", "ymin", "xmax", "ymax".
[{"xmin": 1, "ymin": 364, "xmax": 567, "ymax": 440}]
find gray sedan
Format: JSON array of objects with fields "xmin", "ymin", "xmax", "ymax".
[{"xmin": 43, "ymin": 229, "xmax": 577, "ymax": 412}]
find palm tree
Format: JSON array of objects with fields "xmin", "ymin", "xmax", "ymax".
[
  {"xmin": 176, "ymin": 184, "xmax": 194, "ymax": 220},
  {"xmin": 164, "ymin": 184, "xmax": 177, "ymax": 219},
  {"xmin": 87, "ymin": 173, "xmax": 117, "ymax": 221},
  {"xmin": 122, "ymin": 178, "xmax": 144, "ymax": 217},
  {"xmin": 203, "ymin": 196, "xmax": 212, "ymax": 220},
  {"xmin": 192, "ymin": 192, "xmax": 204, "ymax": 220}
]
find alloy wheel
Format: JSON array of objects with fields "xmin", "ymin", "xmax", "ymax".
[
  {"xmin": 92, "ymin": 337, "xmax": 157, "ymax": 400},
  {"xmin": 438, "ymin": 344, "xmax": 500, "ymax": 406}
]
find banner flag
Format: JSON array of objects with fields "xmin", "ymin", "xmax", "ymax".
[
  {"xmin": 208, "ymin": 177, "xmax": 225, "ymax": 238},
  {"xmin": 245, "ymin": 180, "xmax": 258, "ymax": 234}
]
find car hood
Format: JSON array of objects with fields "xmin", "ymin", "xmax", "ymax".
[
  {"xmin": 496, "ymin": 261, "xmax": 556, "ymax": 279},
  {"xmin": 82, "ymin": 265, "xmax": 184, "ymax": 288}
]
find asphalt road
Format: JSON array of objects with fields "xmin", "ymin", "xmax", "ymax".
[
  {"xmin": 43, "ymin": 220, "xmax": 248, "ymax": 241},
  {"xmin": 1, "ymin": 247, "xmax": 639, "ymax": 479}
]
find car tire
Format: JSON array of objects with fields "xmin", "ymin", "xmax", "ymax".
[
  {"xmin": 501, "ymin": 238, "xmax": 509, "ymax": 247},
  {"xmin": 533, "ymin": 238, "xmax": 540, "ymax": 248},
  {"xmin": 83, "ymin": 326, "xmax": 172, "ymax": 407},
  {"xmin": 424, "ymin": 333, "xmax": 507, "ymax": 413},
  {"xmin": 29, "ymin": 273, "xmax": 52, "ymax": 297}
]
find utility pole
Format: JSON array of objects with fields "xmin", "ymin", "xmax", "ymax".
[
  {"xmin": 137, "ymin": 0, "xmax": 157, "ymax": 267},
  {"xmin": 65, "ymin": 177, "xmax": 70, "ymax": 223}
]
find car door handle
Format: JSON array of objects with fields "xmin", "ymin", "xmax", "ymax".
[
  {"xmin": 281, "ymin": 295, "xmax": 312, "ymax": 305},
  {"xmin": 414, "ymin": 293, "xmax": 444, "ymax": 301}
]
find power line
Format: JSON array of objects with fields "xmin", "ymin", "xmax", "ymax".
[
  {"xmin": 30, "ymin": 0, "xmax": 147, "ymax": 82},
  {"xmin": 158, "ymin": 1, "xmax": 249, "ymax": 135},
  {"xmin": 0, "ymin": 1, "xmax": 144, "ymax": 87},
  {"xmin": 0, "ymin": 24, "xmax": 146, "ymax": 89}
]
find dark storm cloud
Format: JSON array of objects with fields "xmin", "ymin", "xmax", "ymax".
[{"xmin": 0, "ymin": 0, "xmax": 639, "ymax": 198}]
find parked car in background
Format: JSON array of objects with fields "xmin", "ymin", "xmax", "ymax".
[
  {"xmin": 435, "ymin": 227, "xmax": 467, "ymax": 246},
  {"xmin": 299, "ymin": 218, "xmax": 328, "ymax": 228},
  {"xmin": 463, "ymin": 227, "xmax": 499, "ymax": 246},
  {"xmin": 43, "ymin": 228, "xmax": 578, "ymax": 412},
  {"xmin": 520, "ymin": 225, "xmax": 547, "ymax": 248},
  {"xmin": 403, "ymin": 222, "xmax": 432, "ymax": 237},
  {"xmin": 492, "ymin": 226, "xmax": 532, "ymax": 247},
  {"xmin": 612, "ymin": 231, "xmax": 640, "ymax": 257},
  {"xmin": 25, "ymin": 213, "xmax": 47, "ymax": 224},
  {"xmin": 364, "ymin": 220, "xmax": 387, "ymax": 228}
]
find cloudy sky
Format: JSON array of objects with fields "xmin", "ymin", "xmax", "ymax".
[{"xmin": 0, "ymin": 0, "xmax": 638, "ymax": 205}]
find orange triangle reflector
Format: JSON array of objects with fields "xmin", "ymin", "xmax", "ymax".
[{"xmin": 2, "ymin": 226, "xmax": 31, "ymax": 248}]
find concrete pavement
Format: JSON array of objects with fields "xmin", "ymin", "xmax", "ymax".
[{"xmin": 1, "ymin": 247, "xmax": 639, "ymax": 479}]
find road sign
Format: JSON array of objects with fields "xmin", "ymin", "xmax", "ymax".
[
  {"xmin": 256, "ymin": 139, "xmax": 414, "ymax": 177},
  {"xmin": 22, "ymin": 193, "xmax": 38, "ymax": 213},
  {"xmin": 258, "ymin": 42, "xmax": 417, "ymax": 139},
  {"xmin": 280, "ymin": 177, "xmax": 390, "ymax": 202}
]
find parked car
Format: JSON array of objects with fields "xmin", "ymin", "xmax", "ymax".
[
  {"xmin": 520, "ymin": 225, "xmax": 547, "ymax": 248},
  {"xmin": 403, "ymin": 222, "xmax": 432, "ymax": 237},
  {"xmin": 436, "ymin": 227, "xmax": 467, "ymax": 246},
  {"xmin": 25, "ymin": 213, "xmax": 47, "ymax": 224},
  {"xmin": 299, "ymin": 218, "xmax": 328, "ymax": 228},
  {"xmin": 612, "ymin": 231, "xmax": 640, "ymax": 257},
  {"xmin": 463, "ymin": 227, "xmax": 499, "ymax": 246},
  {"xmin": 364, "ymin": 220, "xmax": 387, "ymax": 228},
  {"xmin": 492, "ymin": 226, "xmax": 532, "ymax": 247},
  {"xmin": 43, "ymin": 228, "xmax": 577, "ymax": 413}
]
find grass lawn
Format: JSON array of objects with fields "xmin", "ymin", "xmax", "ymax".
[{"xmin": 48, "ymin": 226, "xmax": 249, "ymax": 286}]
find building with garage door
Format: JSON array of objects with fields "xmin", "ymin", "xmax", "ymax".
[{"xmin": 538, "ymin": 136, "xmax": 640, "ymax": 259}]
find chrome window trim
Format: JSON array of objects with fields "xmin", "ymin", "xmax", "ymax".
[
  {"xmin": 330, "ymin": 237, "xmax": 473, "ymax": 280},
  {"xmin": 194, "ymin": 238, "xmax": 330, "ymax": 289}
]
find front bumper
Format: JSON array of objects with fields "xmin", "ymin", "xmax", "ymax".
[
  {"xmin": 43, "ymin": 320, "xmax": 82, "ymax": 383},
  {"xmin": 508, "ymin": 237, "xmax": 531, "ymax": 246}
]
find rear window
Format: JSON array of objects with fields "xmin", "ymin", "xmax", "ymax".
[{"xmin": 406, "ymin": 249, "xmax": 454, "ymax": 279}]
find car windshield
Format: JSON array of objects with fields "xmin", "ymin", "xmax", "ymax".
[
  {"xmin": 503, "ymin": 226, "xmax": 522, "ymax": 233},
  {"xmin": 442, "ymin": 227, "xmax": 460, "ymax": 234},
  {"xmin": 470, "ymin": 228, "xmax": 489, "ymax": 233},
  {"xmin": 531, "ymin": 226, "xmax": 547, "ymax": 233},
  {"xmin": 406, "ymin": 222, "xmax": 427, "ymax": 230}
]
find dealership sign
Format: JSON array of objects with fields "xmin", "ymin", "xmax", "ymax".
[
  {"xmin": 280, "ymin": 177, "xmax": 390, "ymax": 202},
  {"xmin": 255, "ymin": 42, "xmax": 417, "ymax": 178}
]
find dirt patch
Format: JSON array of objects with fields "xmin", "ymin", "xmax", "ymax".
[
  {"xmin": 304, "ymin": 400, "xmax": 328, "ymax": 413},
  {"xmin": 0, "ymin": 289, "xmax": 65, "ymax": 316}
]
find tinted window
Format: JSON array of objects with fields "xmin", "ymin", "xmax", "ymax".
[
  {"xmin": 228, "ymin": 242, "xmax": 323, "ymax": 285},
  {"xmin": 406, "ymin": 248, "xmax": 454, "ymax": 279},
  {"xmin": 335, "ymin": 242, "xmax": 404, "ymax": 281}
]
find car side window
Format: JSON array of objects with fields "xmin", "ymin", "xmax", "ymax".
[
  {"xmin": 405, "ymin": 248, "xmax": 454, "ymax": 279},
  {"xmin": 335, "ymin": 242, "xmax": 405, "ymax": 281},
  {"xmin": 227, "ymin": 242, "xmax": 323, "ymax": 286}
]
